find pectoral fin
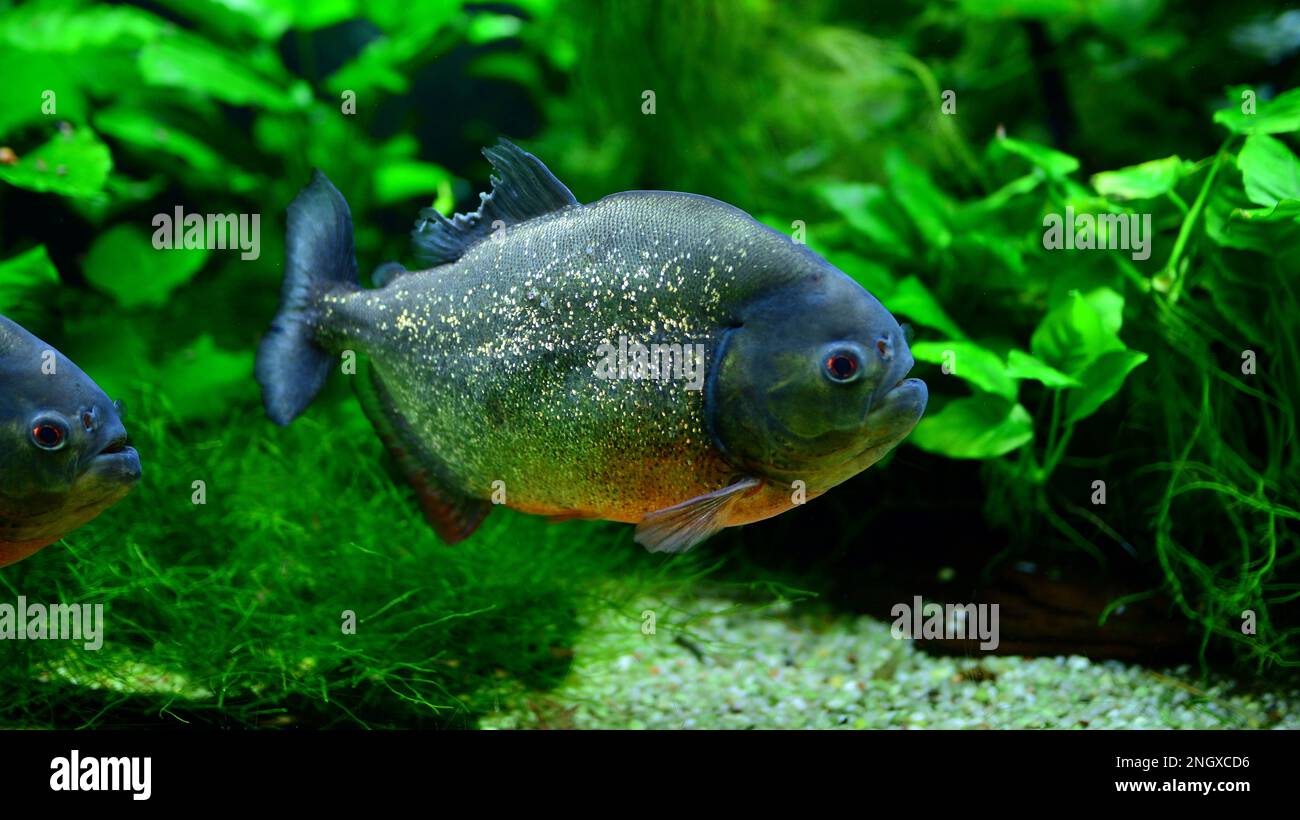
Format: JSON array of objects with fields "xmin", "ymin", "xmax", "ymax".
[{"xmin": 634, "ymin": 477, "xmax": 761, "ymax": 554}]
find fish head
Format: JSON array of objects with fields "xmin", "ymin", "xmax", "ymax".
[
  {"xmin": 709, "ymin": 262, "xmax": 927, "ymax": 492},
  {"xmin": 0, "ymin": 316, "xmax": 141, "ymax": 565}
]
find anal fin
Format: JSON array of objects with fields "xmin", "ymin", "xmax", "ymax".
[
  {"xmin": 634, "ymin": 477, "xmax": 761, "ymax": 554},
  {"xmin": 354, "ymin": 362, "xmax": 490, "ymax": 544}
]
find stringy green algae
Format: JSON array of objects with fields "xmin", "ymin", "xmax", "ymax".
[{"xmin": 0, "ymin": 387, "xmax": 710, "ymax": 729}]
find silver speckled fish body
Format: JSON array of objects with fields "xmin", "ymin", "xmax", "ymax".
[
  {"xmin": 320, "ymin": 192, "xmax": 803, "ymax": 523},
  {"xmin": 256, "ymin": 140, "xmax": 927, "ymax": 552}
]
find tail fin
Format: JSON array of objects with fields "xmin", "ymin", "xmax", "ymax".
[{"xmin": 256, "ymin": 170, "xmax": 360, "ymax": 426}]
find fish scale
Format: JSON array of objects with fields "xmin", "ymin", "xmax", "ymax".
[
  {"xmin": 257, "ymin": 140, "xmax": 926, "ymax": 553},
  {"xmin": 321, "ymin": 193, "xmax": 788, "ymax": 521}
]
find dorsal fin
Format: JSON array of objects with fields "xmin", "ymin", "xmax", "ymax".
[{"xmin": 410, "ymin": 139, "xmax": 580, "ymax": 267}]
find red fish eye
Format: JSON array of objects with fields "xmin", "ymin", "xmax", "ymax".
[
  {"xmin": 826, "ymin": 353, "xmax": 859, "ymax": 381},
  {"xmin": 32, "ymin": 423, "xmax": 65, "ymax": 449}
]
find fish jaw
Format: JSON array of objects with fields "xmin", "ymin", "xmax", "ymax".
[
  {"xmin": 63, "ymin": 443, "xmax": 142, "ymax": 527},
  {"xmin": 0, "ymin": 445, "xmax": 140, "ymax": 567},
  {"xmin": 79, "ymin": 443, "xmax": 143, "ymax": 486},
  {"xmin": 760, "ymin": 375, "xmax": 927, "ymax": 492},
  {"xmin": 696, "ymin": 377, "xmax": 927, "ymax": 532},
  {"xmin": 845, "ymin": 376, "xmax": 928, "ymax": 472}
]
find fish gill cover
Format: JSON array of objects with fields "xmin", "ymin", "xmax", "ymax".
[{"xmin": 0, "ymin": 0, "xmax": 1297, "ymax": 728}]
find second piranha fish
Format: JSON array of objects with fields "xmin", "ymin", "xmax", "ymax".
[
  {"xmin": 257, "ymin": 141, "xmax": 926, "ymax": 552},
  {"xmin": 0, "ymin": 314, "xmax": 141, "ymax": 567}
]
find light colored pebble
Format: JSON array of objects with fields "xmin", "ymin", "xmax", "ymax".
[{"xmin": 482, "ymin": 595, "xmax": 1300, "ymax": 730}]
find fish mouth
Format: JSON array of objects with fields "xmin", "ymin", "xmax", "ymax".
[
  {"xmin": 875, "ymin": 376, "xmax": 927, "ymax": 413},
  {"xmin": 860, "ymin": 377, "xmax": 928, "ymax": 441},
  {"xmin": 84, "ymin": 436, "xmax": 142, "ymax": 483}
]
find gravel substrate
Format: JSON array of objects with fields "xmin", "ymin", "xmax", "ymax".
[{"xmin": 482, "ymin": 595, "xmax": 1299, "ymax": 730}]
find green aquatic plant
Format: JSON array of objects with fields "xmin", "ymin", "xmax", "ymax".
[{"xmin": 791, "ymin": 90, "xmax": 1300, "ymax": 671}]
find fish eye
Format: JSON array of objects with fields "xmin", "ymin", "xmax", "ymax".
[
  {"xmin": 30, "ymin": 418, "xmax": 69, "ymax": 451},
  {"xmin": 824, "ymin": 349, "xmax": 861, "ymax": 383}
]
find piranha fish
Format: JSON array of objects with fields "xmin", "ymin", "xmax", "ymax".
[
  {"xmin": 257, "ymin": 140, "xmax": 926, "ymax": 553},
  {"xmin": 0, "ymin": 315, "xmax": 141, "ymax": 567}
]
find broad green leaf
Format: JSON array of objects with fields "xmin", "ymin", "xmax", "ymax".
[
  {"xmin": 1207, "ymin": 170, "xmax": 1300, "ymax": 250},
  {"xmin": 0, "ymin": 127, "xmax": 113, "ymax": 199},
  {"xmin": 1206, "ymin": 183, "xmax": 1279, "ymax": 251},
  {"xmin": 993, "ymin": 136, "xmax": 1080, "ymax": 177},
  {"xmin": 94, "ymin": 106, "xmax": 224, "ymax": 172},
  {"xmin": 83, "ymin": 224, "xmax": 209, "ymax": 308},
  {"xmin": 150, "ymin": 0, "xmax": 294, "ymax": 41},
  {"xmin": 365, "ymin": 0, "xmax": 464, "ymax": 31},
  {"xmin": 158, "ymin": 0, "xmax": 371, "ymax": 38},
  {"xmin": 912, "ymin": 340, "xmax": 1017, "ymax": 400},
  {"xmin": 1005, "ymin": 349, "xmax": 1081, "ymax": 388},
  {"xmin": 1091, "ymin": 156, "xmax": 1187, "ymax": 200},
  {"xmin": 1030, "ymin": 289, "xmax": 1126, "ymax": 376},
  {"xmin": 885, "ymin": 149, "xmax": 952, "ymax": 249},
  {"xmin": 91, "ymin": 106, "xmax": 261, "ymax": 194},
  {"xmin": 326, "ymin": 45, "xmax": 411, "ymax": 96},
  {"xmin": 1065, "ymin": 349, "xmax": 1148, "ymax": 424},
  {"xmin": 466, "ymin": 12, "xmax": 523, "ymax": 44},
  {"xmin": 1214, "ymin": 87, "xmax": 1300, "ymax": 135},
  {"xmin": 279, "ymin": 0, "xmax": 360, "ymax": 31},
  {"xmin": 0, "ymin": 51, "xmax": 87, "ymax": 135},
  {"xmin": 140, "ymin": 37, "xmax": 308, "ymax": 111},
  {"xmin": 888, "ymin": 276, "xmax": 966, "ymax": 340},
  {"xmin": 911, "ymin": 395, "xmax": 1034, "ymax": 459},
  {"xmin": 1238, "ymin": 135, "xmax": 1300, "ymax": 207},
  {"xmin": 373, "ymin": 160, "xmax": 455, "ymax": 208},
  {"xmin": 817, "ymin": 182, "xmax": 915, "ymax": 257},
  {"xmin": 1083, "ymin": 286, "xmax": 1125, "ymax": 335},
  {"xmin": 156, "ymin": 335, "xmax": 256, "ymax": 421},
  {"xmin": 0, "ymin": 246, "xmax": 60, "ymax": 323},
  {"xmin": 0, "ymin": 1, "xmax": 167, "ymax": 51},
  {"xmin": 324, "ymin": 11, "xmax": 461, "ymax": 97}
]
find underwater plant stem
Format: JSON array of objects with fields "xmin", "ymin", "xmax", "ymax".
[
  {"xmin": 1164, "ymin": 138, "xmax": 1233, "ymax": 304},
  {"xmin": 1038, "ymin": 389, "xmax": 1073, "ymax": 482}
]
